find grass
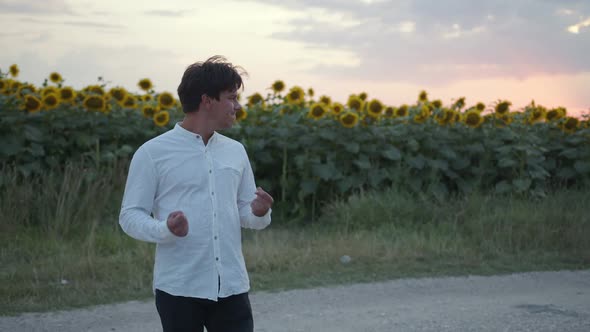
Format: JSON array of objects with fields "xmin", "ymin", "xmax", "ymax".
[{"xmin": 1, "ymin": 163, "xmax": 589, "ymax": 315}]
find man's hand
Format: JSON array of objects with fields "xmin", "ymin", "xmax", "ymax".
[
  {"xmin": 251, "ymin": 187, "xmax": 274, "ymax": 217},
  {"xmin": 167, "ymin": 211, "xmax": 188, "ymax": 237}
]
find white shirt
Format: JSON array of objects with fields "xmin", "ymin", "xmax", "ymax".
[{"xmin": 119, "ymin": 123, "xmax": 271, "ymax": 301}]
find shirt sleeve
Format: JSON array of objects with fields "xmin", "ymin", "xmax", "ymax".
[
  {"xmin": 237, "ymin": 148, "xmax": 272, "ymax": 230},
  {"xmin": 119, "ymin": 146, "xmax": 176, "ymax": 243}
]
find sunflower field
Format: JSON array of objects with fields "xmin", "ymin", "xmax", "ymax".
[{"xmin": 1, "ymin": 64, "xmax": 590, "ymax": 219}]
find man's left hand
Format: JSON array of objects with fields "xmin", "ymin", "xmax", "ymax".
[{"xmin": 251, "ymin": 187, "xmax": 274, "ymax": 217}]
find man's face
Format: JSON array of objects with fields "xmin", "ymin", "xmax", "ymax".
[{"xmin": 207, "ymin": 89, "xmax": 242, "ymax": 130}]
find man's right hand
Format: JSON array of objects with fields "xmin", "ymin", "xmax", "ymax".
[{"xmin": 167, "ymin": 211, "xmax": 188, "ymax": 237}]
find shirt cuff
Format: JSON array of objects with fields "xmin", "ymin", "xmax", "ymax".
[{"xmin": 158, "ymin": 220, "xmax": 177, "ymax": 242}]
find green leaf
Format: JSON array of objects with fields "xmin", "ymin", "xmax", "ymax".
[
  {"xmin": 381, "ymin": 147, "xmax": 402, "ymax": 160},
  {"xmin": 407, "ymin": 155, "xmax": 426, "ymax": 170},
  {"xmin": 512, "ymin": 178, "xmax": 532, "ymax": 192},
  {"xmin": 557, "ymin": 167, "xmax": 576, "ymax": 179},
  {"xmin": 451, "ymin": 158, "xmax": 470, "ymax": 170},
  {"xmin": 559, "ymin": 148, "xmax": 579, "ymax": 159},
  {"xmin": 573, "ymin": 161, "xmax": 590, "ymax": 174},
  {"xmin": 24, "ymin": 125, "xmax": 43, "ymax": 142},
  {"xmin": 353, "ymin": 155, "xmax": 371, "ymax": 169},
  {"xmin": 300, "ymin": 179, "xmax": 318, "ymax": 195},
  {"xmin": 311, "ymin": 162, "xmax": 339, "ymax": 180},
  {"xmin": 428, "ymin": 159, "xmax": 449, "ymax": 170},
  {"xmin": 344, "ymin": 142, "xmax": 360, "ymax": 153},
  {"xmin": 498, "ymin": 158, "xmax": 518, "ymax": 168},
  {"xmin": 495, "ymin": 180, "xmax": 512, "ymax": 194}
]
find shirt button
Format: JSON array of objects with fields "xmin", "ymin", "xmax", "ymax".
[
  {"xmin": 216, "ymin": 257, "xmax": 219, "ymax": 261},
  {"xmin": 209, "ymin": 169, "xmax": 212, "ymax": 173},
  {"xmin": 214, "ymin": 236, "xmax": 218, "ymax": 240},
  {"xmin": 211, "ymin": 192, "xmax": 214, "ymax": 196}
]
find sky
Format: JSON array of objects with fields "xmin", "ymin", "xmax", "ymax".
[{"xmin": 1, "ymin": 0, "xmax": 589, "ymax": 116}]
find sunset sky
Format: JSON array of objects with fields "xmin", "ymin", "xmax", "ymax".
[{"xmin": 1, "ymin": 0, "xmax": 589, "ymax": 116}]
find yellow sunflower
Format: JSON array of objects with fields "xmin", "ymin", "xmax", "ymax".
[
  {"xmin": 142, "ymin": 105, "xmax": 158, "ymax": 118},
  {"xmin": 463, "ymin": 110, "xmax": 484, "ymax": 128},
  {"xmin": 138, "ymin": 78, "xmax": 153, "ymax": 91},
  {"xmin": 432, "ymin": 99, "xmax": 443, "ymax": 109},
  {"xmin": 418, "ymin": 90, "xmax": 428, "ymax": 103},
  {"xmin": 236, "ymin": 108, "xmax": 248, "ymax": 121},
  {"xmin": 271, "ymin": 80, "xmax": 285, "ymax": 93},
  {"xmin": 307, "ymin": 88, "xmax": 314, "ymax": 97},
  {"xmin": 9, "ymin": 64, "xmax": 19, "ymax": 77},
  {"xmin": 308, "ymin": 103, "xmax": 328, "ymax": 120},
  {"xmin": 16, "ymin": 84, "xmax": 36, "ymax": 98},
  {"xmin": 383, "ymin": 106, "xmax": 394, "ymax": 118},
  {"xmin": 319, "ymin": 95, "xmax": 332, "ymax": 105},
  {"xmin": 495, "ymin": 100, "xmax": 511, "ymax": 115},
  {"xmin": 247, "ymin": 93, "xmax": 265, "ymax": 107},
  {"xmin": 453, "ymin": 97, "xmax": 466, "ymax": 110},
  {"xmin": 286, "ymin": 86, "xmax": 305, "ymax": 105},
  {"xmin": 121, "ymin": 95, "xmax": 136, "ymax": 108},
  {"xmin": 435, "ymin": 108, "xmax": 455, "ymax": 126},
  {"xmin": 331, "ymin": 102, "xmax": 345, "ymax": 115},
  {"xmin": 42, "ymin": 86, "xmax": 59, "ymax": 97},
  {"xmin": 0, "ymin": 79, "xmax": 7, "ymax": 94},
  {"xmin": 367, "ymin": 99, "xmax": 384, "ymax": 118},
  {"xmin": 358, "ymin": 92, "xmax": 368, "ymax": 101},
  {"xmin": 23, "ymin": 94, "xmax": 42, "ymax": 113},
  {"xmin": 339, "ymin": 111, "xmax": 359, "ymax": 128},
  {"xmin": 158, "ymin": 92, "xmax": 175, "ymax": 109},
  {"xmin": 108, "ymin": 87, "xmax": 128, "ymax": 105},
  {"xmin": 141, "ymin": 94, "xmax": 154, "ymax": 102},
  {"xmin": 546, "ymin": 107, "xmax": 566, "ymax": 122},
  {"xmin": 42, "ymin": 93, "xmax": 60, "ymax": 110},
  {"xmin": 49, "ymin": 72, "xmax": 63, "ymax": 83},
  {"xmin": 560, "ymin": 117, "xmax": 579, "ymax": 133},
  {"xmin": 528, "ymin": 106, "xmax": 546, "ymax": 124},
  {"xmin": 84, "ymin": 85, "xmax": 105, "ymax": 95},
  {"xmin": 153, "ymin": 111, "xmax": 170, "ymax": 127},
  {"xmin": 413, "ymin": 105, "xmax": 430, "ymax": 124},
  {"xmin": 395, "ymin": 105, "xmax": 409, "ymax": 117},
  {"xmin": 83, "ymin": 95, "xmax": 107, "ymax": 112},
  {"xmin": 475, "ymin": 102, "xmax": 486, "ymax": 112},
  {"xmin": 494, "ymin": 113, "xmax": 513, "ymax": 127},
  {"xmin": 347, "ymin": 95, "xmax": 363, "ymax": 111}
]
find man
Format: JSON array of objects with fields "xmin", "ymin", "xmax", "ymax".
[{"xmin": 119, "ymin": 55, "xmax": 273, "ymax": 332}]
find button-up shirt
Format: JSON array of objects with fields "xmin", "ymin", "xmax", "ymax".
[{"xmin": 119, "ymin": 123, "xmax": 271, "ymax": 301}]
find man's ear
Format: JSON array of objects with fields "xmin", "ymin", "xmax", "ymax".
[{"xmin": 201, "ymin": 94, "xmax": 210, "ymax": 107}]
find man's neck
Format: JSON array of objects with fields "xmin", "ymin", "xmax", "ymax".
[{"xmin": 180, "ymin": 114, "xmax": 214, "ymax": 145}]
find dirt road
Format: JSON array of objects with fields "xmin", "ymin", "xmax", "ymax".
[{"xmin": 2, "ymin": 270, "xmax": 589, "ymax": 331}]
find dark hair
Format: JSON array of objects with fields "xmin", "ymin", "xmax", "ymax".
[{"xmin": 177, "ymin": 55, "xmax": 246, "ymax": 113}]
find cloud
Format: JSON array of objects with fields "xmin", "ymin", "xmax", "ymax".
[
  {"xmin": 251, "ymin": 0, "xmax": 590, "ymax": 85},
  {"xmin": 144, "ymin": 9, "xmax": 193, "ymax": 17},
  {"xmin": 0, "ymin": 0, "xmax": 75, "ymax": 15},
  {"xmin": 19, "ymin": 17, "xmax": 125, "ymax": 30}
]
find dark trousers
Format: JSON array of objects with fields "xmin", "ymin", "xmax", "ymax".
[{"xmin": 155, "ymin": 289, "xmax": 253, "ymax": 332}]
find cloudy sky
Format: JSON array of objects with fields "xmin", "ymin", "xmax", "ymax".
[{"xmin": 1, "ymin": 0, "xmax": 589, "ymax": 115}]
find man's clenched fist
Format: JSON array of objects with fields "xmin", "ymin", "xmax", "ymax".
[
  {"xmin": 167, "ymin": 211, "xmax": 188, "ymax": 237},
  {"xmin": 251, "ymin": 187, "xmax": 274, "ymax": 217}
]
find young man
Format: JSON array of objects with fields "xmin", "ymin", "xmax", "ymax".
[{"xmin": 119, "ymin": 55, "xmax": 273, "ymax": 332}]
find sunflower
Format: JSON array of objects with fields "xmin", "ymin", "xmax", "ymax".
[
  {"xmin": 453, "ymin": 97, "xmax": 466, "ymax": 110},
  {"xmin": 431, "ymin": 100, "xmax": 442, "ymax": 109},
  {"xmin": 331, "ymin": 102, "xmax": 345, "ymax": 115},
  {"xmin": 413, "ymin": 105, "xmax": 430, "ymax": 124},
  {"xmin": 286, "ymin": 86, "xmax": 305, "ymax": 105},
  {"xmin": 308, "ymin": 103, "xmax": 328, "ymax": 120},
  {"xmin": 23, "ymin": 94, "xmax": 42, "ymax": 113},
  {"xmin": 463, "ymin": 110, "xmax": 484, "ymax": 128},
  {"xmin": 83, "ymin": 95, "xmax": 107, "ymax": 112},
  {"xmin": 546, "ymin": 107, "xmax": 566, "ymax": 121},
  {"xmin": 158, "ymin": 92, "xmax": 175, "ymax": 109},
  {"xmin": 16, "ymin": 84, "xmax": 36, "ymax": 98},
  {"xmin": 271, "ymin": 80, "xmax": 285, "ymax": 93},
  {"xmin": 495, "ymin": 100, "xmax": 511, "ymax": 115},
  {"xmin": 142, "ymin": 105, "xmax": 158, "ymax": 118},
  {"xmin": 138, "ymin": 78, "xmax": 153, "ymax": 91},
  {"xmin": 384, "ymin": 106, "xmax": 395, "ymax": 118},
  {"xmin": 395, "ymin": 105, "xmax": 409, "ymax": 117},
  {"xmin": 528, "ymin": 106, "xmax": 546, "ymax": 124},
  {"xmin": 9, "ymin": 64, "xmax": 19, "ymax": 77},
  {"xmin": 339, "ymin": 111, "xmax": 359, "ymax": 128},
  {"xmin": 153, "ymin": 111, "xmax": 170, "ymax": 127},
  {"xmin": 141, "ymin": 94, "xmax": 154, "ymax": 102},
  {"xmin": 247, "ymin": 93, "xmax": 264, "ymax": 107},
  {"xmin": 475, "ymin": 102, "xmax": 486, "ymax": 112},
  {"xmin": 347, "ymin": 95, "xmax": 363, "ymax": 111},
  {"xmin": 42, "ymin": 93, "xmax": 60, "ymax": 110},
  {"xmin": 358, "ymin": 92, "xmax": 368, "ymax": 101},
  {"xmin": 0, "ymin": 79, "xmax": 7, "ymax": 94},
  {"xmin": 561, "ymin": 117, "xmax": 580, "ymax": 133},
  {"xmin": 123, "ymin": 95, "xmax": 137, "ymax": 108},
  {"xmin": 367, "ymin": 99, "xmax": 384, "ymax": 118},
  {"xmin": 49, "ymin": 72, "xmax": 63, "ymax": 83},
  {"xmin": 435, "ymin": 108, "xmax": 455, "ymax": 126},
  {"xmin": 84, "ymin": 85, "xmax": 105, "ymax": 95},
  {"xmin": 307, "ymin": 88, "xmax": 314, "ymax": 97},
  {"xmin": 495, "ymin": 113, "xmax": 513, "ymax": 127},
  {"xmin": 236, "ymin": 108, "xmax": 248, "ymax": 121},
  {"xmin": 108, "ymin": 87, "xmax": 127, "ymax": 105},
  {"xmin": 319, "ymin": 95, "xmax": 332, "ymax": 105},
  {"xmin": 418, "ymin": 90, "xmax": 428, "ymax": 103},
  {"xmin": 42, "ymin": 86, "xmax": 59, "ymax": 97}
]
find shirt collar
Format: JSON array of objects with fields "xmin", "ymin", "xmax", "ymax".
[{"xmin": 173, "ymin": 122, "xmax": 218, "ymax": 143}]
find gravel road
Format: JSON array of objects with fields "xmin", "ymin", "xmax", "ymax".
[{"xmin": 2, "ymin": 270, "xmax": 589, "ymax": 332}]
